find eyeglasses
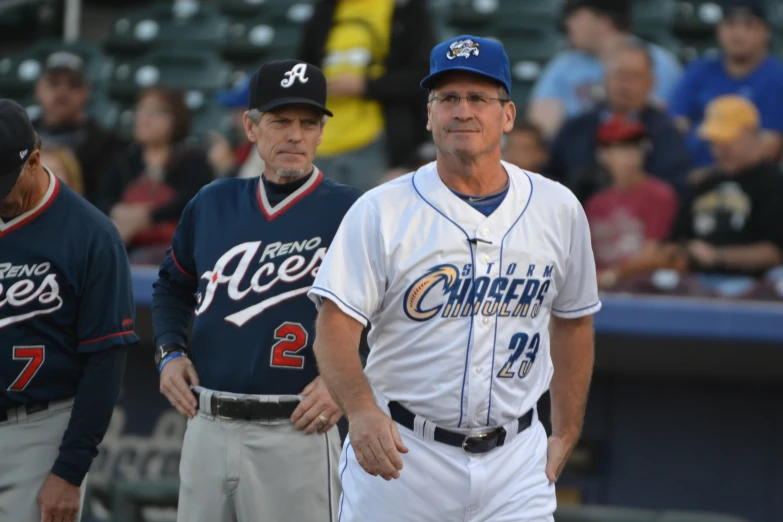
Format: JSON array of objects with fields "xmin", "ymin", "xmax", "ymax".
[{"xmin": 430, "ymin": 94, "xmax": 510, "ymax": 108}]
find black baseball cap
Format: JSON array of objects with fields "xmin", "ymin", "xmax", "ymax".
[
  {"xmin": 248, "ymin": 60, "xmax": 333, "ymax": 117},
  {"xmin": 722, "ymin": 0, "xmax": 767, "ymax": 22},
  {"xmin": 0, "ymin": 99, "xmax": 36, "ymax": 199}
]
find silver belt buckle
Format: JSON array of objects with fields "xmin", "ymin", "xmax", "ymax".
[
  {"xmin": 216, "ymin": 395, "xmax": 238, "ymax": 420},
  {"xmin": 462, "ymin": 431, "xmax": 489, "ymax": 456}
]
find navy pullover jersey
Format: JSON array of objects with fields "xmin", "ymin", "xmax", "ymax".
[
  {"xmin": 152, "ymin": 168, "xmax": 361, "ymax": 395},
  {"xmin": 0, "ymin": 169, "xmax": 139, "ymax": 409}
]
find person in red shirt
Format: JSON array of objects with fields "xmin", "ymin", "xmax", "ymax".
[{"xmin": 585, "ymin": 113, "xmax": 679, "ymax": 288}]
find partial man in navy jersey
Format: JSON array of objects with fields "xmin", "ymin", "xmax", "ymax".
[
  {"xmin": 0, "ymin": 99, "xmax": 138, "ymax": 522},
  {"xmin": 151, "ymin": 60, "xmax": 361, "ymax": 522}
]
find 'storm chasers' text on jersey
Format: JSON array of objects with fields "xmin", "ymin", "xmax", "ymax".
[
  {"xmin": 309, "ymin": 161, "xmax": 601, "ymax": 432},
  {"xmin": 0, "ymin": 169, "xmax": 139, "ymax": 409},
  {"xmin": 153, "ymin": 168, "xmax": 361, "ymax": 395}
]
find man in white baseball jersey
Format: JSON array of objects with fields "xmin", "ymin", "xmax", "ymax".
[{"xmin": 308, "ymin": 35, "xmax": 601, "ymax": 521}]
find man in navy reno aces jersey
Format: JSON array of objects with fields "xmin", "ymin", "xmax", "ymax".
[
  {"xmin": 0, "ymin": 99, "xmax": 138, "ymax": 522},
  {"xmin": 151, "ymin": 60, "xmax": 361, "ymax": 522}
]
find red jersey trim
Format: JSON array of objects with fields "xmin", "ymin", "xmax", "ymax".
[
  {"xmin": 80, "ymin": 330, "xmax": 137, "ymax": 345},
  {"xmin": 171, "ymin": 250, "xmax": 197, "ymax": 279},
  {"xmin": 0, "ymin": 169, "xmax": 60, "ymax": 238},
  {"xmin": 256, "ymin": 168, "xmax": 323, "ymax": 222}
]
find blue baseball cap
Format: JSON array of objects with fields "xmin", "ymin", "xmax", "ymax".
[
  {"xmin": 420, "ymin": 35, "xmax": 512, "ymax": 95},
  {"xmin": 216, "ymin": 77, "xmax": 250, "ymax": 109}
]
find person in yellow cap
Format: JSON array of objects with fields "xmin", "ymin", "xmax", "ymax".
[{"xmin": 666, "ymin": 94, "xmax": 783, "ymax": 277}]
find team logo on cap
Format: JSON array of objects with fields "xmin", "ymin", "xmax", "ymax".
[
  {"xmin": 19, "ymin": 149, "xmax": 28, "ymax": 159},
  {"xmin": 281, "ymin": 63, "xmax": 309, "ymax": 88},
  {"xmin": 446, "ymin": 39, "xmax": 480, "ymax": 60}
]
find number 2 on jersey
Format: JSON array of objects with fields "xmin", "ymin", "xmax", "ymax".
[
  {"xmin": 270, "ymin": 322, "xmax": 308, "ymax": 369},
  {"xmin": 8, "ymin": 346, "xmax": 45, "ymax": 391},
  {"xmin": 497, "ymin": 332, "xmax": 540, "ymax": 379}
]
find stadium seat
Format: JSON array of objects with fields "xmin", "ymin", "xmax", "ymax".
[
  {"xmin": 220, "ymin": 14, "xmax": 301, "ymax": 62},
  {"xmin": 110, "ymin": 480, "xmax": 179, "ymax": 522},
  {"xmin": 104, "ymin": 2, "xmax": 229, "ymax": 57},
  {"xmin": 189, "ymin": 98, "xmax": 234, "ymax": 141},
  {"xmin": 448, "ymin": 0, "xmax": 563, "ymax": 32},
  {"xmin": 769, "ymin": 0, "xmax": 783, "ymax": 29},
  {"xmin": 217, "ymin": 0, "xmax": 314, "ymax": 22},
  {"xmin": 634, "ymin": 0, "xmax": 678, "ymax": 27},
  {"xmin": 658, "ymin": 512, "xmax": 750, "ymax": 522},
  {"xmin": 673, "ymin": 0, "xmax": 723, "ymax": 37},
  {"xmin": 496, "ymin": 26, "xmax": 567, "ymax": 62},
  {"xmin": 0, "ymin": 40, "xmax": 113, "ymax": 98},
  {"xmin": 554, "ymin": 504, "xmax": 660, "ymax": 522},
  {"xmin": 677, "ymin": 35, "xmax": 720, "ymax": 62},
  {"xmin": 108, "ymin": 48, "xmax": 232, "ymax": 103}
]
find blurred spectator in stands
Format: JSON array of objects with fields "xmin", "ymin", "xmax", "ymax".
[
  {"xmin": 528, "ymin": 0, "xmax": 682, "ymax": 140},
  {"xmin": 33, "ymin": 50, "xmax": 128, "ymax": 204},
  {"xmin": 40, "ymin": 146, "xmax": 84, "ymax": 195},
  {"xmin": 298, "ymin": 0, "xmax": 435, "ymax": 191},
  {"xmin": 547, "ymin": 43, "xmax": 690, "ymax": 201},
  {"xmin": 585, "ymin": 115, "xmax": 678, "ymax": 289},
  {"xmin": 502, "ymin": 119, "xmax": 549, "ymax": 174},
  {"xmin": 207, "ymin": 77, "xmax": 265, "ymax": 179},
  {"xmin": 94, "ymin": 86, "xmax": 214, "ymax": 264},
  {"xmin": 670, "ymin": 0, "xmax": 783, "ymax": 169},
  {"xmin": 668, "ymin": 95, "xmax": 783, "ymax": 277}
]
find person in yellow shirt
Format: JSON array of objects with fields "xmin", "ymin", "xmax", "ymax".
[{"xmin": 299, "ymin": 0, "xmax": 435, "ymax": 191}]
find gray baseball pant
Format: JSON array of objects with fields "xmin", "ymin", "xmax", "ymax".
[
  {"xmin": 176, "ymin": 388, "xmax": 342, "ymax": 522},
  {"xmin": 0, "ymin": 398, "xmax": 87, "ymax": 522}
]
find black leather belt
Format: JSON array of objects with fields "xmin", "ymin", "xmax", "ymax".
[
  {"xmin": 193, "ymin": 391, "xmax": 300, "ymax": 421},
  {"xmin": 388, "ymin": 401, "xmax": 533, "ymax": 454},
  {"xmin": 0, "ymin": 402, "xmax": 49, "ymax": 423}
]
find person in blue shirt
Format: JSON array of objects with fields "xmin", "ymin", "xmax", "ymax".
[
  {"xmin": 669, "ymin": 0, "xmax": 783, "ymax": 167},
  {"xmin": 547, "ymin": 42, "xmax": 691, "ymax": 201},
  {"xmin": 528, "ymin": 0, "xmax": 682, "ymax": 139}
]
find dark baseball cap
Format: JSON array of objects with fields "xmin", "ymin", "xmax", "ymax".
[
  {"xmin": 420, "ymin": 35, "xmax": 512, "ymax": 94},
  {"xmin": 42, "ymin": 50, "xmax": 87, "ymax": 82},
  {"xmin": 722, "ymin": 0, "xmax": 767, "ymax": 22},
  {"xmin": 596, "ymin": 112, "xmax": 648, "ymax": 145},
  {"xmin": 0, "ymin": 99, "xmax": 36, "ymax": 199},
  {"xmin": 248, "ymin": 60, "xmax": 333, "ymax": 117}
]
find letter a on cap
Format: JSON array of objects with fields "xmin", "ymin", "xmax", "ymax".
[{"xmin": 281, "ymin": 63, "xmax": 309, "ymax": 88}]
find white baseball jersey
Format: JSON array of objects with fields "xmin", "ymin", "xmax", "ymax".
[{"xmin": 308, "ymin": 161, "xmax": 601, "ymax": 432}]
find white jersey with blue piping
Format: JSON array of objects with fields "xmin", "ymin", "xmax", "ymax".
[{"xmin": 309, "ymin": 160, "xmax": 601, "ymax": 431}]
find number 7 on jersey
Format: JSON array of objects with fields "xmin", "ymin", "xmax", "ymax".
[{"xmin": 7, "ymin": 346, "xmax": 45, "ymax": 391}]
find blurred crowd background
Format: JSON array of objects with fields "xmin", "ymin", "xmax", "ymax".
[
  {"xmin": 2, "ymin": 0, "xmax": 783, "ymax": 301},
  {"xmin": 2, "ymin": 1, "xmax": 783, "ymax": 521}
]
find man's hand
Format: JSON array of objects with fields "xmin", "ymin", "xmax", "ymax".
[
  {"xmin": 687, "ymin": 239, "xmax": 720, "ymax": 269},
  {"xmin": 111, "ymin": 203, "xmax": 152, "ymax": 244},
  {"xmin": 37, "ymin": 473, "xmax": 81, "ymax": 522},
  {"xmin": 290, "ymin": 376, "xmax": 343, "ymax": 435},
  {"xmin": 348, "ymin": 406, "xmax": 409, "ymax": 481},
  {"xmin": 206, "ymin": 132, "xmax": 236, "ymax": 173},
  {"xmin": 326, "ymin": 74, "xmax": 366, "ymax": 97},
  {"xmin": 545, "ymin": 434, "xmax": 577, "ymax": 483},
  {"xmin": 159, "ymin": 356, "xmax": 199, "ymax": 418}
]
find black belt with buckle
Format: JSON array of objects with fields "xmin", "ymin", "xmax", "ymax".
[
  {"xmin": 388, "ymin": 401, "xmax": 533, "ymax": 454},
  {"xmin": 193, "ymin": 391, "xmax": 300, "ymax": 421},
  {"xmin": 0, "ymin": 402, "xmax": 49, "ymax": 423}
]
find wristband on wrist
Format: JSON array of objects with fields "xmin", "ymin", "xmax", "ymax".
[{"xmin": 158, "ymin": 351, "xmax": 186, "ymax": 373}]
